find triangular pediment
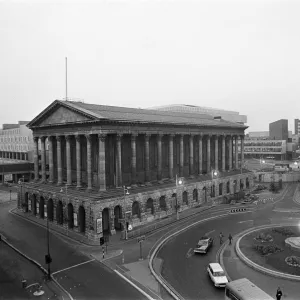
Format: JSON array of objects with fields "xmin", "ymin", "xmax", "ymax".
[{"xmin": 28, "ymin": 100, "xmax": 98, "ymax": 128}]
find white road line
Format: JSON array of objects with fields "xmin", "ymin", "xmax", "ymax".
[
  {"xmin": 238, "ymin": 220, "xmax": 253, "ymax": 224},
  {"xmin": 52, "ymin": 259, "xmax": 95, "ymax": 275},
  {"xmin": 205, "ymin": 230, "xmax": 215, "ymax": 236},
  {"xmin": 186, "ymin": 248, "xmax": 193, "ymax": 258},
  {"xmin": 114, "ymin": 270, "xmax": 156, "ymax": 300}
]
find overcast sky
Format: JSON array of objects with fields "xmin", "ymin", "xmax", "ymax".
[{"xmin": 1, "ymin": 0, "xmax": 299, "ymax": 132}]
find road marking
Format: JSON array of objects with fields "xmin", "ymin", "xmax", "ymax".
[
  {"xmin": 205, "ymin": 230, "xmax": 215, "ymax": 236},
  {"xmin": 52, "ymin": 259, "xmax": 95, "ymax": 275},
  {"xmin": 114, "ymin": 270, "xmax": 157, "ymax": 300},
  {"xmin": 238, "ymin": 220, "xmax": 253, "ymax": 224},
  {"xmin": 186, "ymin": 248, "xmax": 193, "ymax": 258}
]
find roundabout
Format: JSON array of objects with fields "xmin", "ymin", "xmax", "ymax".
[{"xmin": 237, "ymin": 225, "xmax": 300, "ymax": 278}]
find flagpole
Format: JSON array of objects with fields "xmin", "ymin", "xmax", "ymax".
[{"xmin": 65, "ymin": 57, "xmax": 68, "ymax": 101}]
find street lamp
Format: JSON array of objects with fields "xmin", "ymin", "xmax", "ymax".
[
  {"xmin": 175, "ymin": 174, "xmax": 183, "ymax": 220},
  {"xmin": 45, "ymin": 214, "xmax": 52, "ymax": 280},
  {"xmin": 123, "ymin": 186, "xmax": 130, "ymax": 240},
  {"xmin": 211, "ymin": 170, "xmax": 218, "ymax": 199}
]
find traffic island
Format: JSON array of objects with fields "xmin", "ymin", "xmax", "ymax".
[{"xmin": 236, "ymin": 225, "xmax": 300, "ymax": 278}]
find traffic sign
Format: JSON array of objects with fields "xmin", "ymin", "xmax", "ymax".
[{"xmin": 137, "ymin": 235, "xmax": 146, "ymax": 243}]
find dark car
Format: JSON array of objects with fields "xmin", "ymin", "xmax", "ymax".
[{"xmin": 194, "ymin": 236, "xmax": 214, "ymax": 254}]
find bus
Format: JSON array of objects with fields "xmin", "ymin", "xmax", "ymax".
[{"xmin": 225, "ymin": 278, "xmax": 274, "ymax": 300}]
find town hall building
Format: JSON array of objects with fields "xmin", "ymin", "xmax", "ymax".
[{"xmin": 18, "ymin": 100, "xmax": 253, "ymax": 241}]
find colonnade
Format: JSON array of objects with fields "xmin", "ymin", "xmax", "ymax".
[
  {"xmin": 0, "ymin": 151, "xmax": 28, "ymax": 160},
  {"xmin": 34, "ymin": 132, "xmax": 245, "ymax": 191}
]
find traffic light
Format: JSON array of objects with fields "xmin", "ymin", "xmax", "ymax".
[
  {"xmin": 45, "ymin": 254, "xmax": 52, "ymax": 264},
  {"xmin": 100, "ymin": 237, "xmax": 104, "ymax": 245}
]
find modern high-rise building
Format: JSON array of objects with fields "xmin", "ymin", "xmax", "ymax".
[
  {"xmin": 269, "ymin": 119, "xmax": 288, "ymax": 141},
  {"xmin": 295, "ymin": 119, "xmax": 300, "ymax": 135}
]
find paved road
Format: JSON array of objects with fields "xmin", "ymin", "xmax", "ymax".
[
  {"xmin": 158, "ymin": 183, "xmax": 300, "ymax": 300},
  {"xmin": 0, "ymin": 201, "xmax": 147, "ymax": 300}
]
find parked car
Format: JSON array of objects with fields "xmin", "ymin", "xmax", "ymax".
[
  {"xmin": 207, "ymin": 263, "xmax": 228, "ymax": 287},
  {"xmin": 194, "ymin": 236, "xmax": 213, "ymax": 254}
]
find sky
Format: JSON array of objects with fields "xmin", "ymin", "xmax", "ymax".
[{"xmin": 0, "ymin": 0, "xmax": 299, "ymax": 132}]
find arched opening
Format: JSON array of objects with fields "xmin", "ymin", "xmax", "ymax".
[
  {"xmin": 171, "ymin": 193, "xmax": 177, "ymax": 210},
  {"xmin": 56, "ymin": 201, "xmax": 63, "ymax": 225},
  {"xmin": 47, "ymin": 198, "xmax": 54, "ymax": 221},
  {"xmin": 24, "ymin": 192, "xmax": 29, "ymax": 212},
  {"xmin": 240, "ymin": 179, "xmax": 244, "ymax": 190},
  {"xmin": 193, "ymin": 189, "xmax": 198, "ymax": 202},
  {"xmin": 226, "ymin": 182, "xmax": 230, "ymax": 193},
  {"xmin": 182, "ymin": 191, "xmax": 188, "ymax": 205},
  {"xmin": 211, "ymin": 185, "xmax": 215, "ymax": 198},
  {"xmin": 146, "ymin": 198, "xmax": 154, "ymax": 215},
  {"xmin": 78, "ymin": 206, "xmax": 85, "ymax": 233},
  {"xmin": 246, "ymin": 177, "xmax": 250, "ymax": 189},
  {"xmin": 159, "ymin": 196, "xmax": 167, "ymax": 211},
  {"xmin": 102, "ymin": 208, "xmax": 110, "ymax": 235},
  {"xmin": 67, "ymin": 203, "xmax": 74, "ymax": 229},
  {"xmin": 39, "ymin": 196, "xmax": 45, "ymax": 219},
  {"xmin": 32, "ymin": 194, "xmax": 37, "ymax": 215},
  {"xmin": 233, "ymin": 180, "xmax": 237, "ymax": 193},
  {"xmin": 114, "ymin": 205, "xmax": 122, "ymax": 231},
  {"xmin": 219, "ymin": 183, "xmax": 223, "ymax": 196},
  {"xmin": 132, "ymin": 201, "xmax": 141, "ymax": 219},
  {"xmin": 202, "ymin": 187, "xmax": 207, "ymax": 203}
]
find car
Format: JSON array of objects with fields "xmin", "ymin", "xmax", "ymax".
[
  {"xmin": 207, "ymin": 263, "xmax": 228, "ymax": 288},
  {"xmin": 194, "ymin": 236, "xmax": 213, "ymax": 254}
]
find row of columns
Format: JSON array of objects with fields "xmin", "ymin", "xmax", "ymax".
[
  {"xmin": 0, "ymin": 151, "xmax": 28, "ymax": 160},
  {"xmin": 34, "ymin": 133, "xmax": 245, "ymax": 191}
]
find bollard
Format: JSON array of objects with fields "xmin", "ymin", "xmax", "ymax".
[{"xmin": 22, "ymin": 280, "xmax": 27, "ymax": 288}]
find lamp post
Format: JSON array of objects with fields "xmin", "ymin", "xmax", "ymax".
[
  {"xmin": 45, "ymin": 214, "xmax": 52, "ymax": 280},
  {"xmin": 211, "ymin": 170, "xmax": 218, "ymax": 200},
  {"xmin": 123, "ymin": 186, "xmax": 130, "ymax": 240},
  {"xmin": 175, "ymin": 174, "xmax": 183, "ymax": 220}
]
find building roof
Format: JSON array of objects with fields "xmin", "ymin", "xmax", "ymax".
[{"xmin": 28, "ymin": 100, "xmax": 247, "ymax": 129}]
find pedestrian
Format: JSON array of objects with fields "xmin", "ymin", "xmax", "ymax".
[
  {"xmin": 276, "ymin": 287, "xmax": 282, "ymax": 300},
  {"xmin": 228, "ymin": 233, "xmax": 233, "ymax": 245},
  {"xmin": 219, "ymin": 232, "xmax": 224, "ymax": 245}
]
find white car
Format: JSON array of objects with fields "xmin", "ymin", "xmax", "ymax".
[{"xmin": 207, "ymin": 263, "xmax": 228, "ymax": 288}]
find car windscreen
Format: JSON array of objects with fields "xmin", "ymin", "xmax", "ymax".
[
  {"xmin": 213, "ymin": 271, "xmax": 225, "ymax": 276},
  {"xmin": 198, "ymin": 240, "xmax": 208, "ymax": 246}
]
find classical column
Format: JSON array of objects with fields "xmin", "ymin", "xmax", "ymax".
[
  {"xmin": 33, "ymin": 136, "xmax": 39, "ymax": 181},
  {"xmin": 48, "ymin": 136, "xmax": 54, "ymax": 183},
  {"xmin": 169, "ymin": 134, "xmax": 174, "ymax": 180},
  {"xmin": 157, "ymin": 134, "xmax": 162, "ymax": 181},
  {"xmin": 131, "ymin": 133, "xmax": 137, "ymax": 185},
  {"xmin": 56, "ymin": 136, "xmax": 63, "ymax": 185},
  {"xmin": 66, "ymin": 135, "xmax": 72, "ymax": 186},
  {"xmin": 222, "ymin": 134, "xmax": 226, "ymax": 172},
  {"xmin": 198, "ymin": 134, "xmax": 203, "ymax": 174},
  {"xmin": 228, "ymin": 135, "xmax": 232, "ymax": 170},
  {"xmin": 189, "ymin": 134, "xmax": 194, "ymax": 177},
  {"xmin": 235, "ymin": 136, "xmax": 238, "ymax": 169},
  {"xmin": 116, "ymin": 134, "xmax": 122, "ymax": 187},
  {"xmin": 240, "ymin": 135, "xmax": 244, "ymax": 168},
  {"xmin": 75, "ymin": 135, "xmax": 82, "ymax": 188},
  {"xmin": 86, "ymin": 134, "xmax": 92, "ymax": 191},
  {"xmin": 144, "ymin": 134, "xmax": 150, "ymax": 183},
  {"xmin": 98, "ymin": 134, "xmax": 106, "ymax": 191},
  {"xmin": 179, "ymin": 134, "xmax": 184, "ymax": 177},
  {"xmin": 214, "ymin": 135, "xmax": 218, "ymax": 171},
  {"xmin": 207, "ymin": 135, "xmax": 211, "ymax": 173}
]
